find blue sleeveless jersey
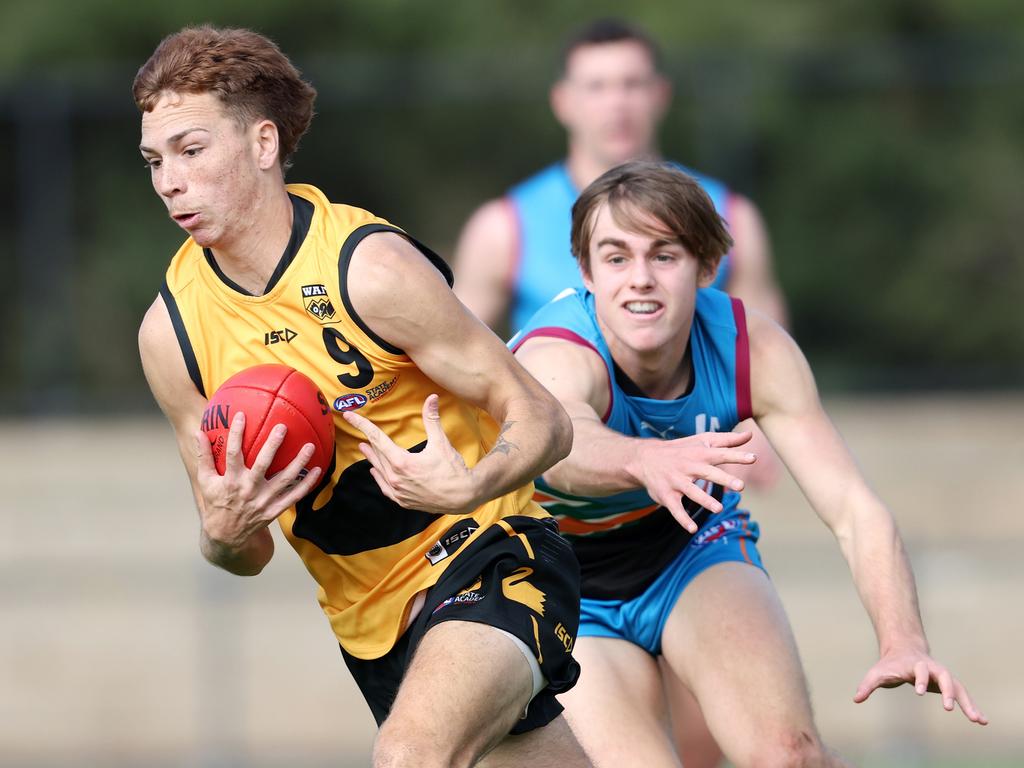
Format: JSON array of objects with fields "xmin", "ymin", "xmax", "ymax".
[
  {"xmin": 506, "ymin": 162, "xmax": 735, "ymax": 333},
  {"xmin": 510, "ymin": 287, "xmax": 752, "ymax": 600}
]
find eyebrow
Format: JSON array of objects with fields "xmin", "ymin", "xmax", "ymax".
[
  {"xmin": 595, "ymin": 236, "xmax": 679, "ymax": 250},
  {"xmin": 139, "ymin": 127, "xmax": 209, "ymax": 154},
  {"xmin": 648, "ymin": 238, "xmax": 677, "ymax": 249}
]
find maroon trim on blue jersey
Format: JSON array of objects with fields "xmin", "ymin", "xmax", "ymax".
[
  {"xmin": 511, "ymin": 326, "xmax": 614, "ymax": 422},
  {"xmin": 730, "ymin": 298, "xmax": 752, "ymax": 421}
]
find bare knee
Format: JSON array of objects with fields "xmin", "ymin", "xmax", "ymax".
[
  {"xmin": 743, "ymin": 729, "xmax": 833, "ymax": 768},
  {"xmin": 373, "ymin": 717, "xmax": 473, "ymax": 768}
]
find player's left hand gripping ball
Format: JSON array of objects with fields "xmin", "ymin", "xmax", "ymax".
[{"xmin": 201, "ymin": 363, "xmax": 335, "ymax": 478}]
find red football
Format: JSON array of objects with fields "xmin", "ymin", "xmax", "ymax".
[{"xmin": 200, "ymin": 364, "xmax": 335, "ymax": 478}]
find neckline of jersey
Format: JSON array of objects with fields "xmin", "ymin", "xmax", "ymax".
[{"xmin": 201, "ymin": 192, "xmax": 315, "ymax": 299}]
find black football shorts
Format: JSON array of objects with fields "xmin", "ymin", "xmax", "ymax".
[{"xmin": 341, "ymin": 515, "xmax": 582, "ymax": 735}]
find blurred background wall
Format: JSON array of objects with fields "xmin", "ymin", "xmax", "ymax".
[{"xmin": 1, "ymin": 0, "xmax": 1022, "ymax": 765}]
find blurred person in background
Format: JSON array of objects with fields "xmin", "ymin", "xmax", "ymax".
[
  {"xmin": 133, "ymin": 25, "xmax": 595, "ymax": 767},
  {"xmin": 453, "ymin": 17, "xmax": 787, "ymax": 339},
  {"xmin": 453, "ymin": 17, "xmax": 785, "ymax": 765},
  {"xmin": 512, "ymin": 160, "xmax": 987, "ymax": 768}
]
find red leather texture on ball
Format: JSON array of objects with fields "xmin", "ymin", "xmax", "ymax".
[{"xmin": 201, "ymin": 364, "xmax": 334, "ymax": 478}]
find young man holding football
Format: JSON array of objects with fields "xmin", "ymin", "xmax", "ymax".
[{"xmin": 133, "ymin": 24, "xmax": 615, "ymax": 767}]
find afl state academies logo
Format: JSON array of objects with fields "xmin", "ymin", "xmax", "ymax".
[{"xmin": 333, "ymin": 393, "xmax": 368, "ymax": 412}]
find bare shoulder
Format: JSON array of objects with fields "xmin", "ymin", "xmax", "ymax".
[
  {"xmin": 138, "ymin": 295, "xmax": 178, "ymax": 373},
  {"xmin": 746, "ymin": 305, "xmax": 787, "ymax": 346},
  {"xmin": 727, "ymin": 195, "xmax": 789, "ymax": 326},
  {"xmin": 348, "ymin": 230, "xmax": 452, "ymax": 307},
  {"xmin": 515, "ymin": 334, "xmax": 605, "ymax": 373},
  {"xmin": 452, "ymin": 198, "xmax": 518, "ymax": 325},
  {"xmin": 347, "ymin": 230, "xmax": 476, "ymax": 354},
  {"xmin": 747, "ymin": 307, "xmax": 801, "ymax": 366},
  {"xmin": 138, "ymin": 295, "xmax": 206, "ymax": 425},
  {"xmin": 455, "ymin": 197, "xmax": 517, "ymax": 254},
  {"xmin": 514, "ymin": 335, "xmax": 609, "ymax": 414},
  {"xmin": 746, "ymin": 307, "xmax": 815, "ymax": 415},
  {"xmin": 728, "ymin": 194, "xmax": 768, "ymax": 245}
]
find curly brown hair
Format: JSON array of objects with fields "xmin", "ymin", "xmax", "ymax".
[{"xmin": 132, "ymin": 26, "xmax": 316, "ymax": 170}]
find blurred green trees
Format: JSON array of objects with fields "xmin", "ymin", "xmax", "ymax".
[{"xmin": 1, "ymin": 0, "xmax": 1022, "ymax": 412}]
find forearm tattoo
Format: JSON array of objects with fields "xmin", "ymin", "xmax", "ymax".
[{"xmin": 490, "ymin": 420, "xmax": 518, "ymax": 456}]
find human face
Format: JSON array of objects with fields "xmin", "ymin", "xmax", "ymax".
[
  {"xmin": 139, "ymin": 91, "xmax": 263, "ymax": 249},
  {"xmin": 583, "ymin": 202, "xmax": 701, "ymax": 363},
  {"xmin": 553, "ymin": 41, "xmax": 669, "ymax": 168}
]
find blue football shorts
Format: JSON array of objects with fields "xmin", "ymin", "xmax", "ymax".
[{"xmin": 578, "ymin": 508, "xmax": 765, "ymax": 655}]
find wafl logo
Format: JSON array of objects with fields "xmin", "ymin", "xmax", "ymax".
[
  {"xmin": 333, "ymin": 393, "xmax": 368, "ymax": 412},
  {"xmin": 301, "ymin": 284, "xmax": 336, "ymax": 322}
]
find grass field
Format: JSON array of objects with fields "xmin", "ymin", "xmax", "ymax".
[{"xmin": 2, "ymin": 394, "xmax": 1021, "ymax": 766}]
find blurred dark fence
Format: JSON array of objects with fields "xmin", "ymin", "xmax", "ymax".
[{"xmin": 2, "ymin": 34, "xmax": 1023, "ymax": 414}]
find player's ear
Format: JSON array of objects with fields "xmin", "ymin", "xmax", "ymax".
[
  {"xmin": 653, "ymin": 74, "xmax": 672, "ymax": 121},
  {"xmin": 254, "ymin": 119, "xmax": 280, "ymax": 171},
  {"xmin": 580, "ymin": 259, "xmax": 595, "ymax": 292},
  {"xmin": 697, "ymin": 257, "xmax": 720, "ymax": 288},
  {"xmin": 550, "ymin": 79, "xmax": 571, "ymax": 128}
]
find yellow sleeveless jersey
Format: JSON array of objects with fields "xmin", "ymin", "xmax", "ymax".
[{"xmin": 161, "ymin": 183, "xmax": 545, "ymax": 659}]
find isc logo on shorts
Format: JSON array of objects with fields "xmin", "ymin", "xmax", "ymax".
[
  {"xmin": 425, "ymin": 520, "xmax": 478, "ymax": 565},
  {"xmin": 555, "ymin": 622, "xmax": 575, "ymax": 653}
]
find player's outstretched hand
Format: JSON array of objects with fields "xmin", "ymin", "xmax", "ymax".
[
  {"xmin": 853, "ymin": 648, "xmax": 988, "ymax": 725},
  {"xmin": 344, "ymin": 394, "xmax": 477, "ymax": 515},
  {"xmin": 194, "ymin": 412, "xmax": 322, "ymax": 548},
  {"xmin": 635, "ymin": 431, "xmax": 756, "ymax": 533}
]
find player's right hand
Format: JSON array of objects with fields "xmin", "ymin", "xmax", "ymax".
[
  {"xmin": 853, "ymin": 647, "xmax": 988, "ymax": 725},
  {"xmin": 194, "ymin": 411, "xmax": 322, "ymax": 549},
  {"xmin": 633, "ymin": 431, "xmax": 756, "ymax": 533},
  {"xmin": 343, "ymin": 394, "xmax": 478, "ymax": 515}
]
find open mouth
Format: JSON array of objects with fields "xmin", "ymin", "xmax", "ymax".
[
  {"xmin": 624, "ymin": 300, "xmax": 662, "ymax": 316},
  {"xmin": 172, "ymin": 212, "xmax": 200, "ymax": 228}
]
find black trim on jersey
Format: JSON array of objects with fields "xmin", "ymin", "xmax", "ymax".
[
  {"xmin": 612, "ymin": 341, "xmax": 694, "ymax": 400},
  {"xmin": 568, "ymin": 485, "xmax": 722, "ymax": 601},
  {"xmin": 202, "ymin": 193, "xmax": 314, "ymax": 296},
  {"xmin": 292, "ymin": 440, "xmax": 440, "ymax": 555},
  {"xmin": 264, "ymin": 194, "xmax": 314, "ymax": 292},
  {"xmin": 337, "ymin": 223, "xmax": 454, "ymax": 356},
  {"xmin": 159, "ymin": 280, "xmax": 206, "ymax": 397}
]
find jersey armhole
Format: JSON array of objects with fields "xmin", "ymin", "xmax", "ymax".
[
  {"xmin": 511, "ymin": 326, "xmax": 614, "ymax": 423},
  {"xmin": 159, "ymin": 280, "xmax": 206, "ymax": 397},
  {"xmin": 338, "ymin": 223, "xmax": 454, "ymax": 357},
  {"xmin": 730, "ymin": 297, "xmax": 752, "ymax": 421}
]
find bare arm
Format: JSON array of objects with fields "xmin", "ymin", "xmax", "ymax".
[
  {"xmin": 726, "ymin": 195, "xmax": 788, "ymax": 328},
  {"xmin": 748, "ymin": 310, "xmax": 986, "ymax": 723},
  {"xmin": 721, "ymin": 195, "xmax": 788, "ymax": 489},
  {"xmin": 515, "ymin": 336, "xmax": 755, "ymax": 533},
  {"xmin": 138, "ymin": 298, "xmax": 321, "ymax": 575},
  {"xmin": 451, "ymin": 198, "xmax": 517, "ymax": 329},
  {"xmin": 343, "ymin": 231, "xmax": 570, "ymax": 514}
]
